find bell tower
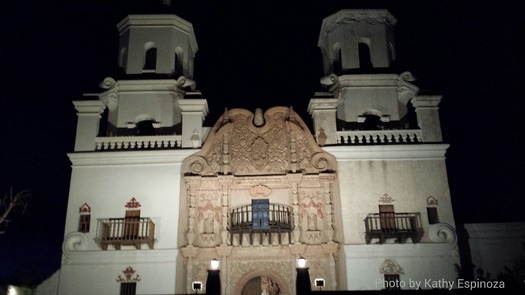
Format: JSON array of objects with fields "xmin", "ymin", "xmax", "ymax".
[
  {"xmin": 318, "ymin": 9, "xmax": 397, "ymax": 74},
  {"xmin": 310, "ymin": 9, "xmax": 428, "ymax": 145},
  {"xmin": 117, "ymin": 14, "xmax": 198, "ymax": 78},
  {"xmin": 73, "ymin": 14, "xmax": 207, "ymax": 151}
]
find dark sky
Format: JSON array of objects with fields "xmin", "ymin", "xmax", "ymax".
[{"xmin": 1, "ymin": 0, "xmax": 524, "ymax": 286}]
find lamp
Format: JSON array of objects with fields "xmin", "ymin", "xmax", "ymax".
[
  {"xmin": 297, "ymin": 257, "xmax": 307, "ymax": 268},
  {"xmin": 206, "ymin": 258, "xmax": 221, "ymax": 295},
  {"xmin": 295, "ymin": 257, "xmax": 311, "ymax": 294},
  {"xmin": 210, "ymin": 258, "xmax": 220, "ymax": 270}
]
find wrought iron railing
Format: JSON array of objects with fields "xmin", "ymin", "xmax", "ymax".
[
  {"xmin": 99, "ymin": 217, "xmax": 155, "ymax": 250},
  {"xmin": 364, "ymin": 212, "xmax": 423, "ymax": 244},
  {"xmin": 95, "ymin": 135, "xmax": 182, "ymax": 151},
  {"xmin": 229, "ymin": 203, "xmax": 293, "ymax": 245},
  {"xmin": 337, "ymin": 130, "xmax": 422, "ymax": 145}
]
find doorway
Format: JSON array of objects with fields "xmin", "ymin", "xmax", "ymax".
[{"xmin": 242, "ymin": 276, "xmax": 280, "ymax": 295}]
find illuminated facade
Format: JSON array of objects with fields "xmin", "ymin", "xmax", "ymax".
[{"xmin": 56, "ymin": 10, "xmax": 459, "ymax": 295}]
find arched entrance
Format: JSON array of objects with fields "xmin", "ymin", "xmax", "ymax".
[{"xmin": 235, "ymin": 270, "xmax": 290, "ymax": 295}]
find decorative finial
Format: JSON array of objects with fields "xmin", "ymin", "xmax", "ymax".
[{"xmin": 253, "ymin": 108, "xmax": 264, "ymax": 126}]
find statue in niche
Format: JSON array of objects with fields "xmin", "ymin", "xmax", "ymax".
[
  {"xmin": 308, "ymin": 212, "xmax": 318, "ymax": 231},
  {"xmin": 204, "ymin": 213, "xmax": 215, "ymax": 234}
]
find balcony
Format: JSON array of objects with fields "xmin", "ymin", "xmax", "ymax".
[
  {"xmin": 336, "ymin": 129, "xmax": 422, "ymax": 145},
  {"xmin": 99, "ymin": 217, "xmax": 155, "ymax": 250},
  {"xmin": 229, "ymin": 203, "xmax": 293, "ymax": 246},
  {"xmin": 364, "ymin": 212, "xmax": 423, "ymax": 244},
  {"xmin": 95, "ymin": 135, "xmax": 182, "ymax": 151}
]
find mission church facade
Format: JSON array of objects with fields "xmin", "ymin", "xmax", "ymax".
[{"xmin": 57, "ymin": 9, "xmax": 459, "ymax": 295}]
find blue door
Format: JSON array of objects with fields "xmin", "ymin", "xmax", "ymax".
[{"xmin": 252, "ymin": 199, "xmax": 269, "ymax": 230}]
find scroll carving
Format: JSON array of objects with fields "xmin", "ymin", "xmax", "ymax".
[{"xmin": 182, "ymin": 107, "xmax": 336, "ymax": 176}]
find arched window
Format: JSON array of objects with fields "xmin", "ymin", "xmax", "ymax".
[
  {"xmin": 332, "ymin": 43, "xmax": 342, "ymax": 74},
  {"xmin": 363, "ymin": 114, "xmax": 382, "ymax": 130},
  {"xmin": 119, "ymin": 47, "xmax": 127, "ymax": 68},
  {"xmin": 78, "ymin": 203, "xmax": 91, "ymax": 233},
  {"xmin": 358, "ymin": 42, "xmax": 373, "ymax": 71},
  {"xmin": 143, "ymin": 45, "xmax": 157, "ymax": 72},
  {"xmin": 175, "ymin": 47, "xmax": 184, "ymax": 76},
  {"xmin": 135, "ymin": 120, "xmax": 156, "ymax": 136}
]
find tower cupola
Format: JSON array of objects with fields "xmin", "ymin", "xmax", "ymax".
[
  {"xmin": 117, "ymin": 14, "xmax": 198, "ymax": 78},
  {"xmin": 318, "ymin": 9, "xmax": 397, "ymax": 75}
]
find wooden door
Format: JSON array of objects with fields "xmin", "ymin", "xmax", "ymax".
[
  {"xmin": 379, "ymin": 205, "xmax": 396, "ymax": 232},
  {"xmin": 124, "ymin": 210, "xmax": 140, "ymax": 239}
]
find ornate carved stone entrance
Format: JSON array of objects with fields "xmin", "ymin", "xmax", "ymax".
[
  {"xmin": 235, "ymin": 270, "xmax": 289, "ymax": 295},
  {"xmin": 178, "ymin": 107, "xmax": 341, "ymax": 294}
]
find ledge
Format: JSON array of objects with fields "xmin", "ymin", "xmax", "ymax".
[
  {"xmin": 322, "ymin": 143, "xmax": 450, "ymax": 160},
  {"xmin": 68, "ymin": 149, "xmax": 198, "ymax": 166}
]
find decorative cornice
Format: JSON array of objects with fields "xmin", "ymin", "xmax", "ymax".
[
  {"xmin": 68, "ymin": 149, "xmax": 196, "ymax": 166},
  {"xmin": 125, "ymin": 197, "xmax": 141, "ymax": 209},
  {"xmin": 323, "ymin": 143, "xmax": 450, "ymax": 160},
  {"xmin": 379, "ymin": 259, "xmax": 404, "ymax": 275},
  {"xmin": 427, "ymin": 196, "xmax": 438, "ymax": 206},
  {"xmin": 319, "ymin": 9, "xmax": 397, "ymax": 49},
  {"xmin": 378, "ymin": 194, "xmax": 394, "ymax": 204},
  {"xmin": 116, "ymin": 266, "xmax": 141, "ymax": 283},
  {"xmin": 249, "ymin": 184, "xmax": 272, "ymax": 198},
  {"xmin": 117, "ymin": 14, "xmax": 198, "ymax": 54},
  {"xmin": 79, "ymin": 203, "xmax": 91, "ymax": 214}
]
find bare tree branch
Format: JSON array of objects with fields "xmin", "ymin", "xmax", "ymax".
[{"xmin": 0, "ymin": 188, "xmax": 31, "ymax": 234}]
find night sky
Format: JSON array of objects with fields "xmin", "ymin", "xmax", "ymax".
[{"xmin": 1, "ymin": 0, "xmax": 524, "ymax": 286}]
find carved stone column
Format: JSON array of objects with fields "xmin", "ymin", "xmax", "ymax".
[
  {"xmin": 186, "ymin": 178, "xmax": 201, "ymax": 246},
  {"xmin": 218, "ymin": 176, "xmax": 233, "ymax": 245},
  {"xmin": 321, "ymin": 175, "xmax": 335, "ymax": 242},
  {"xmin": 287, "ymin": 173, "xmax": 303, "ymax": 243}
]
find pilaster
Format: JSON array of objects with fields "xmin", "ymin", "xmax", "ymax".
[
  {"xmin": 308, "ymin": 98, "xmax": 339, "ymax": 145},
  {"xmin": 412, "ymin": 95, "xmax": 443, "ymax": 142},
  {"xmin": 73, "ymin": 100, "xmax": 106, "ymax": 152},
  {"xmin": 178, "ymin": 99, "xmax": 209, "ymax": 148}
]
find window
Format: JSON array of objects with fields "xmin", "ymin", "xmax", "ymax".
[
  {"xmin": 384, "ymin": 274, "xmax": 401, "ymax": 290},
  {"xmin": 120, "ymin": 282, "xmax": 136, "ymax": 295},
  {"xmin": 363, "ymin": 114, "xmax": 382, "ymax": 130},
  {"xmin": 143, "ymin": 47, "xmax": 157, "ymax": 71},
  {"xmin": 427, "ymin": 207, "xmax": 439, "ymax": 224},
  {"xmin": 78, "ymin": 203, "xmax": 91, "ymax": 233},
  {"xmin": 135, "ymin": 120, "xmax": 156, "ymax": 136},
  {"xmin": 252, "ymin": 199, "xmax": 269, "ymax": 230},
  {"xmin": 358, "ymin": 42, "xmax": 373, "ymax": 70},
  {"xmin": 79, "ymin": 214, "xmax": 90, "ymax": 233}
]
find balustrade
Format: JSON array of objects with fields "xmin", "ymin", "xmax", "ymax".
[
  {"xmin": 99, "ymin": 217, "xmax": 155, "ymax": 250},
  {"xmin": 337, "ymin": 129, "xmax": 422, "ymax": 145},
  {"xmin": 229, "ymin": 203, "xmax": 293, "ymax": 246},
  {"xmin": 364, "ymin": 212, "xmax": 423, "ymax": 244},
  {"xmin": 95, "ymin": 135, "xmax": 182, "ymax": 151}
]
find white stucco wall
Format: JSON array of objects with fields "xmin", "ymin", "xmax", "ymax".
[
  {"xmin": 326, "ymin": 144, "xmax": 455, "ymax": 244},
  {"xmin": 58, "ymin": 150, "xmax": 195, "ymax": 295}
]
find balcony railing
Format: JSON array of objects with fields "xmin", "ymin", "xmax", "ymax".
[
  {"xmin": 364, "ymin": 212, "xmax": 423, "ymax": 244},
  {"xmin": 229, "ymin": 203, "xmax": 293, "ymax": 246},
  {"xmin": 336, "ymin": 130, "xmax": 422, "ymax": 145},
  {"xmin": 95, "ymin": 135, "xmax": 182, "ymax": 151},
  {"xmin": 99, "ymin": 217, "xmax": 155, "ymax": 250}
]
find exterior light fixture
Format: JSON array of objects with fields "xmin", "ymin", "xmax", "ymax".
[
  {"xmin": 210, "ymin": 258, "xmax": 220, "ymax": 270},
  {"xmin": 192, "ymin": 281, "xmax": 203, "ymax": 292},
  {"xmin": 315, "ymin": 278, "xmax": 325, "ymax": 289},
  {"xmin": 295, "ymin": 256, "xmax": 312, "ymax": 294},
  {"xmin": 297, "ymin": 256, "xmax": 307, "ymax": 268}
]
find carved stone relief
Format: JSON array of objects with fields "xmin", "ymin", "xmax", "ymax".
[
  {"xmin": 379, "ymin": 259, "xmax": 404, "ymax": 275},
  {"xmin": 182, "ymin": 107, "xmax": 336, "ymax": 176}
]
